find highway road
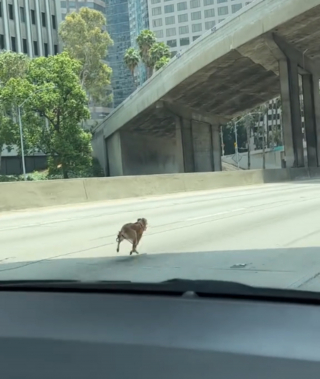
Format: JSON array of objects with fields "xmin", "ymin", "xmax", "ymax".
[{"xmin": 1, "ymin": 180, "xmax": 320, "ymax": 291}]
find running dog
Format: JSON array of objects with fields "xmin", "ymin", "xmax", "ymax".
[{"xmin": 116, "ymin": 218, "xmax": 148, "ymax": 255}]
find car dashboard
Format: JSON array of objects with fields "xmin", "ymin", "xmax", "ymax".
[{"xmin": 0, "ymin": 280, "xmax": 319, "ymax": 378}]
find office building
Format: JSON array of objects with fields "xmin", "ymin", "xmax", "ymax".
[
  {"xmin": 128, "ymin": 0, "xmax": 149, "ymax": 85},
  {"xmin": 0, "ymin": 0, "xmax": 61, "ymax": 57},
  {"xmin": 60, "ymin": 0, "xmax": 106, "ymax": 19},
  {"xmin": 106, "ymin": 0, "xmax": 136, "ymax": 107},
  {"xmin": 148, "ymin": 0, "xmax": 254, "ymax": 55}
]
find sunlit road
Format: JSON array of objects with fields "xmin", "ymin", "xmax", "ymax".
[{"xmin": 2, "ymin": 180, "xmax": 320, "ymax": 291}]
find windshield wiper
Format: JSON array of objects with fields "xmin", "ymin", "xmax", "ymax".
[{"xmin": 0, "ymin": 278, "xmax": 320, "ymax": 305}]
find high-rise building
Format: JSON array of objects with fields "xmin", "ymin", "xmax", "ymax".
[
  {"xmin": 147, "ymin": 0, "xmax": 254, "ymax": 55},
  {"xmin": 106, "ymin": 0, "xmax": 136, "ymax": 107},
  {"xmin": 128, "ymin": 0, "xmax": 149, "ymax": 85},
  {"xmin": 60, "ymin": 0, "xmax": 106, "ymax": 19},
  {"xmin": 0, "ymin": 0, "xmax": 61, "ymax": 57}
]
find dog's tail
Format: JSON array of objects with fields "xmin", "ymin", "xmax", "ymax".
[{"xmin": 116, "ymin": 231, "xmax": 122, "ymax": 243}]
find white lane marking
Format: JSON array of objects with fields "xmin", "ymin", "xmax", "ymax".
[{"xmin": 186, "ymin": 208, "xmax": 246, "ymax": 221}]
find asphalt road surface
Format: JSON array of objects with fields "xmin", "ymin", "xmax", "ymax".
[{"xmin": 1, "ymin": 180, "xmax": 320, "ymax": 291}]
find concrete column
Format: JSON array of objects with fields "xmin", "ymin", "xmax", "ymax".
[
  {"xmin": 302, "ymin": 74, "xmax": 318, "ymax": 167},
  {"xmin": 312, "ymin": 76, "xmax": 320, "ymax": 167},
  {"xmin": 211, "ymin": 125, "xmax": 222, "ymax": 171},
  {"xmin": 192, "ymin": 120, "xmax": 213, "ymax": 172},
  {"xmin": 279, "ymin": 59, "xmax": 304, "ymax": 167},
  {"xmin": 288, "ymin": 60, "xmax": 304, "ymax": 167},
  {"xmin": 180, "ymin": 118, "xmax": 195, "ymax": 172},
  {"xmin": 106, "ymin": 132, "xmax": 123, "ymax": 176},
  {"xmin": 175, "ymin": 116, "xmax": 185, "ymax": 173}
]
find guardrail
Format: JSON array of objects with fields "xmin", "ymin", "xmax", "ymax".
[{"xmin": 1, "ymin": 167, "xmax": 319, "ymax": 212}]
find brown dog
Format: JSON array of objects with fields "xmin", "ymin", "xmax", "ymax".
[{"xmin": 116, "ymin": 218, "xmax": 148, "ymax": 255}]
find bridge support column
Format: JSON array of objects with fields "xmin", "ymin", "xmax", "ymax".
[
  {"xmin": 279, "ymin": 58, "xmax": 304, "ymax": 168},
  {"xmin": 180, "ymin": 118, "xmax": 195, "ymax": 172},
  {"xmin": 302, "ymin": 74, "xmax": 319, "ymax": 167},
  {"xmin": 106, "ymin": 131, "xmax": 123, "ymax": 176},
  {"xmin": 211, "ymin": 125, "xmax": 222, "ymax": 171},
  {"xmin": 274, "ymin": 33, "xmax": 320, "ymax": 168}
]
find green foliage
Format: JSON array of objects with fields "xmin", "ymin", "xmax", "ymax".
[
  {"xmin": 124, "ymin": 47, "xmax": 140, "ymax": 79},
  {"xmin": 149, "ymin": 42, "xmax": 171, "ymax": 67},
  {"xmin": 155, "ymin": 56, "xmax": 171, "ymax": 71},
  {"xmin": 127, "ymin": 30, "xmax": 171, "ymax": 80},
  {"xmin": 59, "ymin": 7, "xmax": 113, "ymax": 105},
  {"xmin": 0, "ymin": 51, "xmax": 31, "ymax": 161},
  {"xmin": 0, "ymin": 52, "xmax": 93, "ymax": 179}
]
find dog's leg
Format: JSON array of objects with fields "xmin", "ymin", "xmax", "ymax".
[
  {"xmin": 130, "ymin": 231, "xmax": 138, "ymax": 255},
  {"xmin": 116, "ymin": 233, "xmax": 123, "ymax": 253}
]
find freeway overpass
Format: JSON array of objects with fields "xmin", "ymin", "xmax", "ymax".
[{"xmin": 93, "ymin": 0, "xmax": 320, "ymax": 177}]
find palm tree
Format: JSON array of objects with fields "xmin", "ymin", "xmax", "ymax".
[
  {"xmin": 155, "ymin": 56, "xmax": 170, "ymax": 71},
  {"xmin": 136, "ymin": 30, "xmax": 156, "ymax": 78},
  {"xmin": 124, "ymin": 47, "xmax": 140, "ymax": 86},
  {"xmin": 150, "ymin": 42, "xmax": 171, "ymax": 73}
]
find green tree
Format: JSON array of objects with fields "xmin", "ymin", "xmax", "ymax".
[
  {"xmin": 150, "ymin": 42, "xmax": 170, "ymax": 66},
  {"xmin": 136, "ymin": 29, "xmax": 156, "ymax": 78},
  {"xmin": 1, "ymin": 53, "xmax": 92, "ymax": 178},
  {"xmin": 0, "ymin": 51, "xmax": 30, "ymax": 169},
  {"xmin": 59, "ymin": 7, "xmax": 113, "ymax": 106},
  {"xmin": 124, "ymin": 47, "xmax": 140, "ymax": 84},
  {"xmin": 155, "ymin": 56, "xmax": 170, "ymax": 71}
]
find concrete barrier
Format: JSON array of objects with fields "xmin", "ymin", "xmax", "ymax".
[{"xmin": 1, "ymin": 168, "xmax": 320, "ymax": 212}]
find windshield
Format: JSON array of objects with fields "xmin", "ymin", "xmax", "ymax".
[{"xmin": 0, "ymin": 0, "xmax": 319, "ymax": 292}]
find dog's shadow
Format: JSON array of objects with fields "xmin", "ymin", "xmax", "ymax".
[{"xmin": 112, "ymin": 253, "xmax": 148, "ymax": 264}]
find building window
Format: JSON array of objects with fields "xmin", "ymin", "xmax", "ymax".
[
  {"xmin": 232, "ymin": 4, "xmax": 242, "ymax": 13},
  {"xmin": 180, "ymin": 37, "xmax": 190, "ymax": 46},
  {"xmin": 152, "ymin": 18, "xmax": 162, "ymax": 27},
  {"xmin": 167, "ymin": 39, "xmax": 177, "ymax": 48},
  {"xmin": 193, "ymin": 35, "xmax": 200, "ymax": 41},
  {"xmin": 190, "ymin": 0, "xmax": 200, "ymax": 8},
  {"xmin": 204, "ymin": 0, "xmax": 214, "ymax": 5},
  {"xmin": 151, "ymin": 7, "xmax": 161, "ymax": 16},
  {"xmin": 179, "ymin": 25, "xmax": 189, "ymax": 34},
  {"xmin": 177, "ymin": 2, "xmax": 187, "ymax": 11},
  {"xmin": 8, "ymin": 3, "xmax": 14, "ymax": 20},
  {"xmin": 165, "ymin": 16, "xmax": 175, "ymax": 25},
  {"xmin": 11, "ymin": 37, "xmax": 16, "ymax": 51},
  {"xmin": 41, "ymin": 12, "xmax": 46, "ymax": 27},
  {"xmin": 164, "ymin": 4, "xmax": 174, "ymax": 13},
  {"xmin": 0, "ymin": 34, "xmax": 5, "ymax": 50},
  {"xmin": 22, "ymin": 38, "xmax": 28, "ymax": 53},
  {"xmin": 52, "ymin": 14, "xmax": 56, "ymax": 29},
  {"xmin": 178, "ymin": 13, "xmax": 188, "ymax": 22},
  {"xmin": 205, "ymin": 20, "xmax": 215, "ymax": 29},
  {"xmin": 54, "ymin": 44, "xmax": 59, "ymax": 55},
  {"xmin": 0, "ymin": 3, "xmax": 2, "ymax": 17},
  {"xmin": 151, "ymin": 0, "xmax": 160, "ymax": 3},
  {"xmin": 217, "ymin": 0, "xmax": 227, "ymax": 2},
  {"xmin": 44, "ymin": 43, "xmax": 49, "ymax": 57},
  {"xmin": 31, "ymin": 9, "xmax": 36, "ymax": 24},
  {"xmin": 204, "ymin": 8, "xmax": 215, "ymax": 17},
  {"xmin": 191, "ymin": 11, "xmax": 201, "ymax": 20},
  {"xmin": 218, "ymin": 6, "xmax": 228, "ymax": 16},
  {"xmin": 20, "ymin": 6, "xmax": 25, "ymax": 22},
  {"xmin": 33, "ymin": 41, "xmax": 38, "ymax": 56},
  {"xmin": 154, "ymin": 30, "xmax": 163, "ymax": 38},
  {"xmin": 192, "ymin": 23, "xmax": 202, "ymax": 32},
  {"xmin": 166, "ymin": 27, "xmax": 176, "ymax": 37}
]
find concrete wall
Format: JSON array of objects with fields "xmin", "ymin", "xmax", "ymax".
[
  {"xmin": 1, "ymin": 168, "xmax": 320, "ymax": 212},
  {"xmin": 120, "ymin": 131, "xmax": 183, "ymax": 175}
]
